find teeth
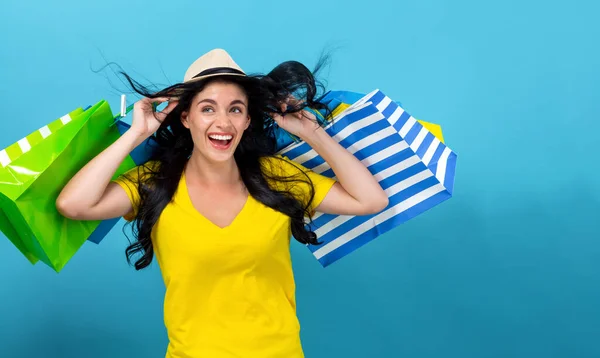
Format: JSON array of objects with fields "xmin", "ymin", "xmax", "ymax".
[{"xmin": 209, "ymin": 134, "xmax": 233, "ymax": 140}]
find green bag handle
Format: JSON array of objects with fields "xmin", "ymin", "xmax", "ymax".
[{"xmin": 110, "ymin": 94, "xmax": 135, "ymax": 124}]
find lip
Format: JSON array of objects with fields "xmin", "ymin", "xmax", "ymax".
[{"xmin": 207, "ymin": 132, "xmax": 234, "ymax": 151}]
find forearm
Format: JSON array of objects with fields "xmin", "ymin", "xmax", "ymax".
[
  {"xmin": 57, "ymin": 129, "xmax": 144, "ymax": 211},
  {"xmin": 301, "ymin": 127, "xmax": 388, "ymax": 211}
]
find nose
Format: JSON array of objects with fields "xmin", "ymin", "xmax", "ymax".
[{"xmin": 213, "ymin": 109, "xmax": 234, "ymax": 129}]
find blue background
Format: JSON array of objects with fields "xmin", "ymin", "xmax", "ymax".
[{"xmin": 1, "ymin": 0, "xmax": 599, "ymax": 357}]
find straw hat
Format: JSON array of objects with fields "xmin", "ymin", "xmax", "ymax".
[{"xmin": 183, "ymin": 48, "xmax": 246, "ymax": 83}]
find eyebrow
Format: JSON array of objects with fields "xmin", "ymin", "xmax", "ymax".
[{"xmin": 197, "ymin": 99, "xmax": 247, "ymax": 107}]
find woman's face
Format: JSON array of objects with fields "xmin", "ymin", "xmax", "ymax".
[{"xmin": 181, "ymin": 80, "xmax": 250, "ymax": 163}]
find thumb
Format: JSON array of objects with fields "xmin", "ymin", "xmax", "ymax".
[
  {"xmin": 280, "ymin": 102, "xmax": 288, "ymax": 113},
  {"xmin": 270, "ymin": 112, "xmax": 284, "ymax": 125}
]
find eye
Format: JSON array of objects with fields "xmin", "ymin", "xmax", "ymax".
[
  {"xmin": 230, "ymin": 106, "xmax": 243, "ymax": 113},
  {"xmin": 201, "ymin": 106, "xmax": 214, "ymax": 113}
]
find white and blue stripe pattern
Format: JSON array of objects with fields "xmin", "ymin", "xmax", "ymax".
[{"xmin": 277, "ymin": 89, "xmax": 457, "ymax": 267}]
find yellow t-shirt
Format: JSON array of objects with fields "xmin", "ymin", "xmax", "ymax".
[{"xmin": 113, "ymin": 155, "xmax": 336, "ymax": 358}]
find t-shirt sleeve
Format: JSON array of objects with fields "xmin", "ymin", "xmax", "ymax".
[
  {"xmin": 262, "ymin": 155, "xmax": 337, "ymax": 213},
  {"xmin": 112, "ymin": 162, "xmax": 155, "ymax": 221}
]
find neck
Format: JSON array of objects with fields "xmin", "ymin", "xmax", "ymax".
[{"xmin": 185, "ymin": 151, "xmax": 241, "ymax": 186}]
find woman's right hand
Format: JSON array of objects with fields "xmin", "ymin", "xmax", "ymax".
[
  {"xmin": 129, "ymin": 96, "xmax": 179, "ymax": 139},
  {"xmin": 57, "ymin": 96, "xmax": 178, "ymax": 221}
]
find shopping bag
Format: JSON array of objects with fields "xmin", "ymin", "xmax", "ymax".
[
  {"xmin": 277, "ymin": 89, "xmax": 457, "ymax": 267},
  {"xmin": 273, "ymin": 90, "xmax": 443, "ymax": 151},
  {"xmin": 319, "ymin": 90, "xmax": 445, "ymax": 143},
  {"xmin": 0, "ymin": 107, "xmax": 85, "ymax": 264},
  {"xmin": 0, "ymin": 101, "xmax": 137, "ymax": 272},
  {"xmin": 0, "ymin": 109, "xmax": 74, "ymax": 263}
]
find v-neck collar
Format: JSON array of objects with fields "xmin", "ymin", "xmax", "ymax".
[{"xmin": 179, "ymin": 171, "xmax": 252, "ymax": 231}]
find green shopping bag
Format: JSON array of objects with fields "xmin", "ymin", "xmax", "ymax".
[
  {"xmin": 0, "ymin": 100, "xmax": 136, "ymax": 272},
  {"xmin": 0, "ymin": 107, "xmax": 86, "ymax": 265}
]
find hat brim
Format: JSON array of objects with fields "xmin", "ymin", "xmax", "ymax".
[{"xmin": 183, "ymin": 72, "xmax": 247, "ymax": 84}]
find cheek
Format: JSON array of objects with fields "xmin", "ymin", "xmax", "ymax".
[
  {"xmin": 236, "ymin": 116, "xmax": 250, "ymax": 132},
  {"xmin": 187, "ymin": 115, "xmax": 211, "ymax": 133}
]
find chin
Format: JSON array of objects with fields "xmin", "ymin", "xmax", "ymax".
[
  {"xmin": 206, "ymin": 150, "xmax": 237, "ymax": 163},
  {"xmin": 202, "ymin": 140, "xmax": 241, "ymax": 163}
]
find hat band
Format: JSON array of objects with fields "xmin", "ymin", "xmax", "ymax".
[{"xmin": 192, "ymin": 67, "xmax": 245, "ymax": 79}]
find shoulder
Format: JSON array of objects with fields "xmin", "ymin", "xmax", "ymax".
[
  {"xmin": 259, "ymin": 155, "xmax": 309, "ymax": 179},
  {"xmin": 111, "ymin": 160, "xmax": 164, "ymax": 221},
  {"xmin": 258, "ymin": 155, "xmax": 337, "ymax": 212},
  {"xmin": 120, "ymin": 160, "xmax": 160, "ymax": 180},
  {"xmin": 113, "ymin": 161, "xmax": 161, "ymax": 191}
]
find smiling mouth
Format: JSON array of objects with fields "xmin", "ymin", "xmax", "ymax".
[{"xmin": 208, "ymin": 134, "xmax": 233, "ymax": 149}]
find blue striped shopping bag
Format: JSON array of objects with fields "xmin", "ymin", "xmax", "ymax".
[
  {"xmin": 277, "ymin": 89, "xmax": 457, "ymax": 267},
  {"xmin": 273, "ymin": 90, "xmax": 404, "ymax": 152}
]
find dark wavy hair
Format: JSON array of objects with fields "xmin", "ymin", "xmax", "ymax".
[{"xmin": 117, "ymin": 57, "xmax": 332, "ymax": 270}]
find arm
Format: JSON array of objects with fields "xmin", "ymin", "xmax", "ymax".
[
  {"xmin": 56, "ymin": 96, "xmax": 176, "ymax": 221},
  {"xmin": 300, "ymin": 126, "xmax": 389, "ymax": 216},
  {"xmin": 273, "ymin": 100, "xmax": 388, "ymax": 216},
  {"xmin": 56, "ymin": 130, "xmax": 144, "ymax": 220}
]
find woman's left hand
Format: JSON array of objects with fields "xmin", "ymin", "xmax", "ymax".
[
  {"xmin": 271, "ymin": 100, "xmax": 321, "ymax": 140},
  {"xmin": 271, "ymin": 98, "xmax": 388, "ymax": 217}
]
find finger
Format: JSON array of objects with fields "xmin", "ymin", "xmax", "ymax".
[
  {"xmin": 285, "ymin": 96, "xmax": 307, "ymax": 112},
  {"xmin": 137, "ymin": 96, "xmax": 167, "ymax": 107},
  {"xmin": 160, "ymin": 100, "xmax": 179, "ymax": 115},
  {"xmin": 142, "ymin": 97, "xmax": 171, "ymax": 111},
  {"xmin": 151, "ymin": 96, "xmax": 171, "ymax": 103},
  {"xmin": 286, "ymin": 96, "xmax": 302, "ymax": 106},
  {"xmin": 155, "ymin": 105, "xmax": 176, "ymax": 122},
  {"xmin": 135, "ymin": 97, "xmax": 167, "ymax": 113},
  {"xmin": 269, "ymin": 112, "xmax": 283, "ymax": 124}
]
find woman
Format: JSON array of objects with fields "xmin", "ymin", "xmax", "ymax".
[{"xmin": 57, "ymin": 49, "xmax": 388, "ymax": 358}]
